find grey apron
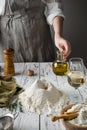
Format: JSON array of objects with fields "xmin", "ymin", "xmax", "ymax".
[{"xmin": 0, "ymin": 0, "xmax": 56, "ymax": 62}]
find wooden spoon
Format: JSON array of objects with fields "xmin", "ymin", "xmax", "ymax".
[{"xmin": 51, "ymin": 110, "xmax": 78, "ymax": 122}]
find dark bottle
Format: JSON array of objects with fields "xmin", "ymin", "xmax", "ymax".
[{"xmin": 52, "ymin": 50, "xmax": 68, "ymax": 76}]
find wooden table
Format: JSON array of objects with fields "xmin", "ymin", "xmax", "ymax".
[{"xmin": 0, "ymin": 62, "xmax": 87, "ymax": 130}]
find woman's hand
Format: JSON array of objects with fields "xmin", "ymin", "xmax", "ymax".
[
  {"xmin": 55, "ymin": 35, "xmax": 71, "ymax": 60},
  {"xmin": 53, "ymin": 16, "xmax": 71, "ymax": 60}
]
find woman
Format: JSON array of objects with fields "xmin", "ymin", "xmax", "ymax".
[{"xmin": 0, "ymin": 0, "xmax": 71, "ymax": 62}]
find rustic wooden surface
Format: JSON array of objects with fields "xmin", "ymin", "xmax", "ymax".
[{"xmin": 0, "ymin": 62, "xmax": 87, "ymax": 130}]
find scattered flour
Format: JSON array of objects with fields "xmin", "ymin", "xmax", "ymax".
[{"xmin": 18, "ymin": 79, "xmax": 68, "ymax": 115}]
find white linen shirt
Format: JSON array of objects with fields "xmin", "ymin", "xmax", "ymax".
[
  {"xmin": 0, "ymin": 0, "xmax": 64, "ymax": 25},
  {"xmin": 0, "ymin": 0, "xmax": 5, "ymax": 15},
  {"xmin": 43, "ymin": 0, "xmax": 65, "ymax": 25}
]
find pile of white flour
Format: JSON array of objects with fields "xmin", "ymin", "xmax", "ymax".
[{"xmin": 18, "ymin": 79, "xmax": 68, "ymax": 115}]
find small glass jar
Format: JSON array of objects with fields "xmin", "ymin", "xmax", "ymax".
[{"xmin": 52, "ymin": 50, "xmax": 68, "ymax": 76}]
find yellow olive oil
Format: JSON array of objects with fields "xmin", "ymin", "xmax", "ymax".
[
  {"xmin": 52, "ymin": 61, "xmax": 68, "ymax": 76},
  {"xmin": 52, "ymin": 50, "xmax": 68, "ymax": 76}
]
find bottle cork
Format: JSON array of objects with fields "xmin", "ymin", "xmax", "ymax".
[{"xmin": 3, "ymin": 48, "xmax": 15, "ymax": 76}]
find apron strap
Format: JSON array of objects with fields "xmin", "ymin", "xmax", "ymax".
[
  {"xmin": 7, "ymin": 0, "xmax": 13, "ymax": 15},
  {"xmin": 5, "ymin": 0, "xmax": 14, "ymax": 29}
]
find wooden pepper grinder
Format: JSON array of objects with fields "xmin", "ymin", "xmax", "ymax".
[{"xmin": 3, "ymin": 48, "xmax": 15, "ymax": 76}]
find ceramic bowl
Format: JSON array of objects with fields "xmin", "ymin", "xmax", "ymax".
[
  {"xmin": 0, "ymin": 113, "xmax": 14, "ymax": 130},
  {"xmin": 61, "ymin": 104, "xmax": 87, "ymax": 130}
]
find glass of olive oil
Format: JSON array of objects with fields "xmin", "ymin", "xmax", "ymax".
[
  {"xmin": 52, "ymin": 50, "xmax": 68, "ymax": 76},
  {"xmin": 67, "ymin": 57, "xmax": 86, "ymax": 101}
]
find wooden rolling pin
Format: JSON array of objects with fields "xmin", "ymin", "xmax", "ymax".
[{"xmin": 51, "ymin": 110, "xmax": 78, "ymax": 121}]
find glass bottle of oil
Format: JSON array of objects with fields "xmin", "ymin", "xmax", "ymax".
[{"xmin": 52, "ymin": 50, "xmax": 68, "ymax": 76}]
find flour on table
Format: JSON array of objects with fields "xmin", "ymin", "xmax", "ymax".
[{"xmin": 18, "ymin": 79, "xmax": 68, "ymax": 115}]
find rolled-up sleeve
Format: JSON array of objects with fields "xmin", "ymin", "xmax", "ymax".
[
  {"xmin": 44, "ymin": 0, "xmax": 65, "ymax": 25},
  {"xmin": 0, "ymin": 0, "xmax": 5, "ymax": 15}
]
